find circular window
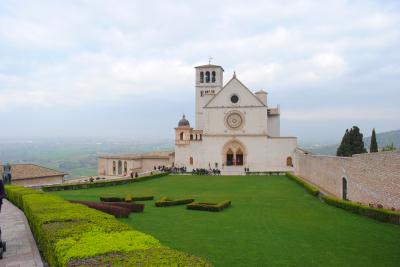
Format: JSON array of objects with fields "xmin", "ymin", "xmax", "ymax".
[
  {"xmin": 231, "ymin": 94, "xmax": 239, "ymax": 103},
  {"xmin": 226, "ymin": 112, "xmax": 243, "ymax": 129}
]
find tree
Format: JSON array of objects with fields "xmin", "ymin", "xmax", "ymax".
[
  {"xmin": 349, "ymin": 126, "xmax": 367, "ymax": 155},
  {"xmin": 337, "ymin": 129, "xmax": 351, "ymax": 156},
  {"xmin": 382, "ymin": 143, "xmax": 396, "ymax": 151},
  {"xmin": 337, "ymin": 126, "xmax": 367, "ymax": 157},
  {"xmin": 369, "ymin": 128, "xmax": 378, "ymax": 153}
]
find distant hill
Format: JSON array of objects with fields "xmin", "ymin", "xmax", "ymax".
[{"xmin": 306, "ymin": 129, "xmax": 400, "ymax": 155}]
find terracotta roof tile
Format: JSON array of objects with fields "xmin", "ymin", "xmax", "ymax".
[{"xmin": 0, "ymin": 164, "xmax": 67, "ymax": 180}]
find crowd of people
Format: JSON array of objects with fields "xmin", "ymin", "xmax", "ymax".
[
  {"xmin": 192, "ymin": 168, "xmax": 221, "ymax": 175},
  {"xmin": 153, "ymin": 165, "xmax": 222, "ymax": 175}
]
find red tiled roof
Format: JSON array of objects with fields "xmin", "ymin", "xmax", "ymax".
[{"xmin": 0, "ymin": 164, "xmax": 67, "ymax": 180}]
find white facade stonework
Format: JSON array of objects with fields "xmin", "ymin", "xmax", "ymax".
[
  {"xmin": 174, "ymin": 64, "xmax": 297, "ymax": 174},
  {"xmin": 97, "ymin": 151, "xmax": 174, "ymax": 177}
]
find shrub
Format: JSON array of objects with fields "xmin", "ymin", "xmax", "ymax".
[
  {"xmin": 126, "ymin": 195, "xmax": 154, "ymax": 201},
  {"xmin": 102, "ymin": 202, "xmax": 144, "ymax": 213},
  {"xmin": 42, "ymin": 172, "xmax": 170, "ymax": 192},
  {"xmin": 5, "ymin": 186, "xmax": 211, "ymax": 267},
  {"xmin": 69, "ymin": 200, "xmax": 131, "ymax": 217},
  {"xmin": 155, "ymin": 197, "xmax": 195, "ymax": 207},
  {"xmin": 67, "ymin": 248, "xmax": 212, "ymax": 267},
  {"xmin": 320, "ymin": 194, "xmax": 400, "ymax": 224},
  {"xmin": 187, "ymin": 200, "xmax": 231, "ymax": 212},
  {"xmin": 286, "ymin": 172, "xmax": 320, "ymax": 196},
  {"xmin": 99, "ymin": 196, "xmax": 125, "ymax": 202}
]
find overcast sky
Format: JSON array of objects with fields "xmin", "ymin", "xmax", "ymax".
[{"xmin": 0, "ymin": 0, "xmax": 399, "ymax": 145}]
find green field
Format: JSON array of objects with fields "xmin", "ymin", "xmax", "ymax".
[{"xmin": 51, "ymin": 175, "xmax": 400, "ymax": 267}]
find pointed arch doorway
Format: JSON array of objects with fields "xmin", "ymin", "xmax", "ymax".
[{"xmin": 223, "ymin": 140, "xmax": 246, "ymax": 166}]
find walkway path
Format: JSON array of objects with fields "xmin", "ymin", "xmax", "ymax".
[{"xmin": 0, "ymin": 199, "xmax": 43, "ymax": 267}]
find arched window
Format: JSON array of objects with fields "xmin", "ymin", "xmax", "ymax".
[
  {"xmin": 195, "ymin": 134, "xmax": 198, "ymax": 140},
  {"xmin": 200, "ymin": 91, "xmax": 203, "ymax": 97},
  {"xmin": 190, "ymin": 134, "xmax": 193, "ymax": 140},
  {"xmin": 118, "ymin": 160, "xmax": 122, "ymax": 175},
  {"xmin": 199, "ymin": 134, "xmax": 202, "ymax": 140},
  {"xmin": 205, "ymin": 71, "xmax": 210, "ymax": 83},
  {"xmin": 212, "ymin": 71, "xmax": 216, "ymax": 82},
  {"xmin": 124, "ymin": 161, "xmax": 127, "ymax": 174},
  {"xmin": 180, "ymin": 132, "xmax": 184, "ymax": 141},
  {"xmin": 200, "ymin": 72, "xmax": 204, "ymax": 83},
  {"xmin": 342, "ymin": 177, "xmax": 348, "ymax": 200},
  {"xmin": 236, "ymin": 148, "xmax": 244, "ymax": 166},
  {"xmin": 189, "ymin": 157, "xmax": 193, "ymax": 165},
  {"xmin": 113, "ymin": 161, "xmax": 116, "ymax": 175},
  {"xmin": 286, "ymin": 157, "xmax": 293, "ymax": 167}
]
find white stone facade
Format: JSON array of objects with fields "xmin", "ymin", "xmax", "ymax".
[
  {"xmin": 98, "ymin": 151, "xmax": 174, "ymax": 177},
  {"xmin": 175, "ymin": 64, "xmax": 298, "ymax": 174}
]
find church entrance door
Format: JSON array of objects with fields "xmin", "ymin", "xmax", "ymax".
[
  {"xmin": 226, "ymin": 149, "xmax": 234, "ymax": 166},
  {"xmin": 223, "ymin": 141, "xmax": 246, "ymax": 167},
  {"xmin": 236, "ymin": 149, "xmax": 244, "ymax": 166}
]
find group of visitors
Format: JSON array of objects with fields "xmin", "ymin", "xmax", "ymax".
[{"xmin": 192, "ymin": 168, "xmax": 221, "ymax": 175}]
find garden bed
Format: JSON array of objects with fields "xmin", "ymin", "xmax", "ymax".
[
  {"xmin": 5, "ymin": 185, "xmax": 210, "ymax": 267},
  {"xmin": 155, "ymin": 197, "xmax": 194, "ymax": 207},
  {"xmin": 187, "ymin": 200, "xmax": 231, "ymax": 212}
]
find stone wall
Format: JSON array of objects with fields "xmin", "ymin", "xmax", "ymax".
[
  {"xmin": 12, "ymin": 175, "xmax": 64, "ymax": 187},
  {"xmin": 294, "ymin": 149, "xmax": 400, "ymax": 209}
]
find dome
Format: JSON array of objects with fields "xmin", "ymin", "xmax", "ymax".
[{"xmin": 178, "ymin": 114, "xmax": 190, "ymax": 127}]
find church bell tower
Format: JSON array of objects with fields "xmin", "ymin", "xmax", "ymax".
[{"xmin": 194, "ymin": 63, "xmax": 224, "ymax": 130}]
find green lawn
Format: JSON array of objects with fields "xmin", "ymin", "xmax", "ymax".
[{"xmin": 51, "ymin": 175, "xmax": 400, "ymax": 267}]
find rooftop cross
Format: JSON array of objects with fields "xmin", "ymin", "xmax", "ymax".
[{"xmin": 208, "ymin": 56, "xmax": 213, "ymax": 64}]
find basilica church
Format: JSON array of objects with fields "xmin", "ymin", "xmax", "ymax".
[
  {"xmin": 98, "ymin": 63, "xmax": 297, "ymax": 176},
  {"xmin": 174, "ymin": 63, "xmax": 297, "ymax": 175}
]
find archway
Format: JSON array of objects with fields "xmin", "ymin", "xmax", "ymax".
[
  {"xmin": 342, "ymin": 177, "xmax": 347, "ymax": 200},
  {"xmin": 226, "ymin": 148, "xmax": 234, "ymax": 166},
  {"xmin": 236, "ymin": 148, "xmax": 243, "ymax": 166},
  {"xmin": 223, "ymin": 140, "xmax": 246, "ymax": 166},
  {"xmin": 118, "ymin": 160, "xmax": 122, "ymax": 175},
  {"xmin": 286, "ymin": 157, "xmax": 293, "ymax": 167}
]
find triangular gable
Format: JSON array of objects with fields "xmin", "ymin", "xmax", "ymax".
[{"xmin": 204, "ymin": 76, "xmax": 266, "ymax": 108}]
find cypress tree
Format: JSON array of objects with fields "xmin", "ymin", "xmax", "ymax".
[
  {"xmin": 370, "ymin": 128, "xmax": 378, "ymax": 153},
  {"xmin": 337, "ymin": 126, "xmax": 367, "ymax": 157},
  {"xmin": 349, "ymin": 126, "xmax": 367, "ymax": 155},
  {"xmin": 337, "ymin": 129, "xmax": 351, "ymax": 157}
]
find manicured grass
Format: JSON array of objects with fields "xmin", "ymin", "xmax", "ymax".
[{"xmin": 52, "ymin": 175, "xmax": 400, "ymax": 267}]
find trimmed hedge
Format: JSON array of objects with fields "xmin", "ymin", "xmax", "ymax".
[
  {"xmin": 187, "ymin": 200, "xmax": 231, "ymax": 212},
  {"xmin": 99, "ymin": 196, "xmax": 124, "ymax": 202},
  {"xmin": 100, "ymin": 195, "xmax": 154, "ymax": 202},
  {"xmin": 285, "ymin": 173, "xmax": 400, "ymax": 225},
  {"xmin": 321, "ymin": 194, "xmax": 400, "ymax": 224},
  {"xmin": 102, "ymin": 202, "xmax": 144, "ymax": 213},
  {"xmin": 5, "ymin": 186, "xmax": 211, "ymax": 267},
  {"xmin": 155, "ymin": 197, "xmax": 195, "ymax": 207},
  {"xmin": 286, "ymin": 172, "xmax": 320, "ymax": 196},
  {"xmin": 68, "ymin": 248, "xmax": 212, "ymax": 267},
  {"xmin": 125, "ymin": 195, "xmax": 154, "ymax": 202},
  {"xmin": 42, "ymin": 172, "xmax": 169, "ymax": 192},
  {"xmin": 69, "ymin": 200, "xmax": 131, "ymax": 217}
]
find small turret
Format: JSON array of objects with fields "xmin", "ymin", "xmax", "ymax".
[{"xmin": 255, "ymin": 90, "xmax": 268, "ymax": 106}]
